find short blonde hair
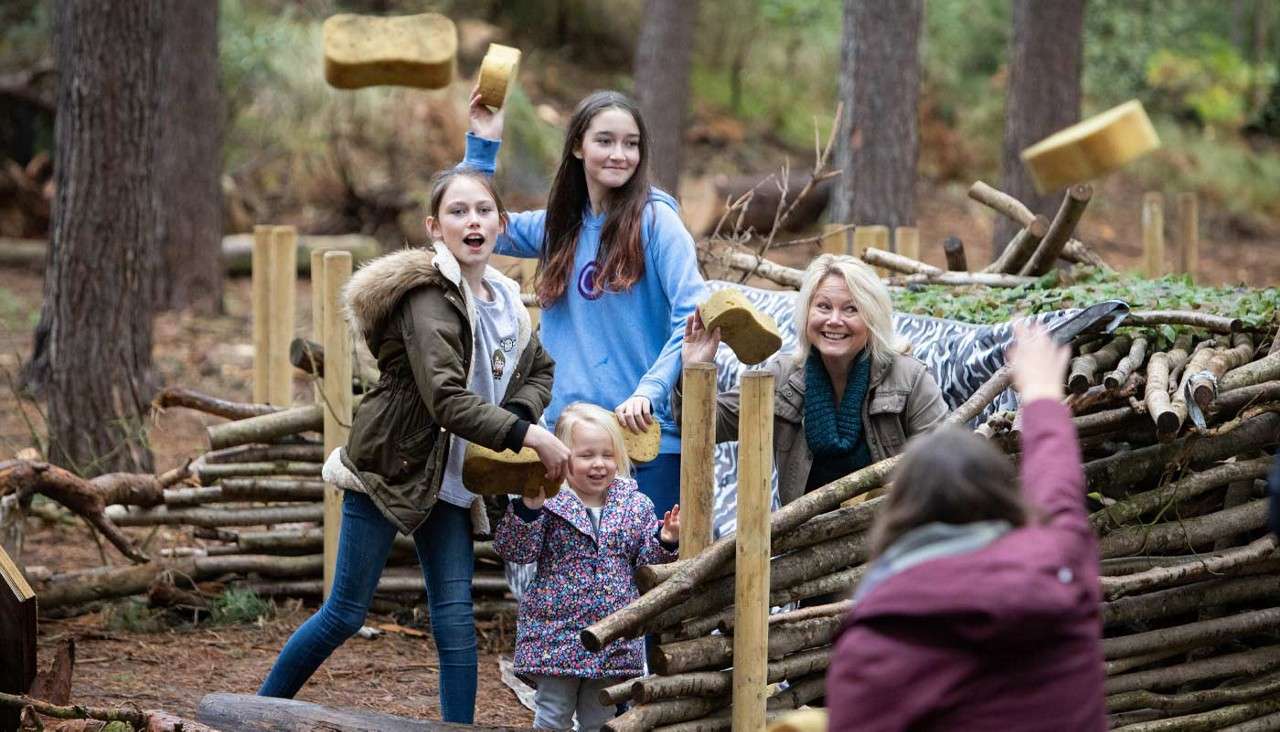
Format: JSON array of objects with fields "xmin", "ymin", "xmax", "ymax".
[
  {"xmin": 554, "ymin": 402, "xmax": 633, "ymax": 478},
  {"xmin": 794, "ymin": 254, "xmax": 898, "ymax": 368}
]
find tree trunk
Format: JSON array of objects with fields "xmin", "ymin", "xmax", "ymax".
[
  {"xmin": 25, "ymin": 0, "xmax": 164, "ymax": 474},
  {"xmin": 632, "ymin": 0, "xmax": 698, "ymax": 193},
  {"xmin": 829, "ymin": 0, "xmax": 923, "ymax": 228},
  {"xmin": 154, "ymin": 0, "xmax": 223, "ymax": 314},
  {"xmin": 993, "ymin": 0, "xmax": 1085, "ymax": 257}
]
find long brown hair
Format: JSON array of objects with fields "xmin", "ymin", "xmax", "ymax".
[
  {"xmin": 427, "ymin": 167, "xmax": 509, "ymax": 223},
  {"xmin": 869, "ymin": 426, "xmax": 1030, "ymax": 557},
  {"xmin": 536, "ymin": 91, "xmax": 652, "ymax": 304}
]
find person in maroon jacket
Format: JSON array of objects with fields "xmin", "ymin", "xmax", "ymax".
[{"xmin": 826, "ymin": 322, "xmax": 1106, "ymax": 732}]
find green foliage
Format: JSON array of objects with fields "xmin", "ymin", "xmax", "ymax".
[
  {"xmin": 1146, "ymin": 36, "xmax": 1276, "ymax": 130},
  {"xmin": 1134, "ymin": 119, "xmax": 1280, "ymax": 221},
  {"xmin": 209, "ymin": 587, "xmax": 273, "ymax": 625},
  {"xmin": 892, "ymin": 270, "xmax": 1280, "ymax": 339},
  {"xmin": 105, "ymin": 600, "xmax": 167, "ymax": 633}
]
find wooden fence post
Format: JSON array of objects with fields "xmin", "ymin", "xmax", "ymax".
[
  {"xmin": 251, "ymin": 225, "xmax": 273, "ymax": 404},
  {"xmin": 1177, "ymin": 192, "xmax": 1198, "ymax": 281},
  {"xmin": 943, "ymin": 236, "xmax": 968, "ymax": 272},
  {"xmin": 854, "ymin": 225, "xmax": 890, "ymax": 275},
  {"xmin": 733, "ymin": 371, "xmax": 773, "ymax": 731},
  {"xmin": 678, "ymin": 363, "xmax": 717, "ymax": 559},
  {"xmin": 321, "ymin": 252, "xmax": 353, "ymax": 599},
  {"xmin": 895, "ymin": 226, "xmax": 920, "ymax": 262},
  {"xmin": 1142, "ymin": 193, "xmax": 1165, "ymax": 279},
  {"xmin": 268, "ymin": 226, "xmax": 298, "ymax": 406},
  {"xmin": 821, "ymin": 223, "xmax": 850, "ymax": 257},
  {"xmin": 310, "ymin": 249, "xmax": 327, "ymax": 403}
]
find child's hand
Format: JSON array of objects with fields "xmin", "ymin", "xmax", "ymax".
[
  {"xmin": 469, "ymin": 86, "xmax": 505, "ymax": 140},
  {"xmin": 524, "ymin": 424, "xmax": 570, "ymax": 482},
  {"xmin": 659, "ymin": 504, "xmax": 681, "ymax": 545},
  {"xmin": 522, "ymin": 485, "xmax": 546, "ymax": 511},
  {"xmin": 682, "ymin": 307, "xmax": 721, "ymax": 366},
  {"xmin": 1009, "ymin": 322, "xmax": 1070, "ymax": 403}
]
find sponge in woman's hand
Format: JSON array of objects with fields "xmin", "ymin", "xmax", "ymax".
[
  {"xmin": 620, "ymin": 417, "xmax": 661, "ymax": 463},
  {"xmin": 323, "ymin": 13, "xmax": 457, "ymax": 90},
  {"xmin": 462, "ymin": 443, "xmax": 560, "ymax": 499},
  {"xmin": 700, "ymin": 289, "xmax": 782, "ymax": 365},
  {"xmin": 476, "ymin": 43, "xmax": 521, "ymax": 108},
  {"xmin": 1020, "ymin": 100, "xmax": 1159, "ymax": 193}
]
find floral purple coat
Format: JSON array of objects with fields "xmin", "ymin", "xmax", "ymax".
[{"xmin": 493, "ymin": 477, "xmax": 677, "ymax": 678}]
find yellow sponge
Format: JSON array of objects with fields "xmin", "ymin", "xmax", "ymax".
[
  {"xmin": 462, "ymin": 443, "xmax": 560, "ymax": 499},
  {"xmin": 619, "ymin": 417, "xmax": 661, "ymax": 463},
  {"xmin": 1021, "ymin": 100, "xmax": 1160, "ymax": 194},
  {"xmin": 476, "ymin": 43, "xmax": 521, "ymax": 108},
  {"xmin": 323, "ymin": 13, "xmax": 456, "ymax": 90},
  {"xmin": 767, "ymin": 709, "xmax": 828, "ymax": 732},
  {"xmin": 700, "ymin": 289, "xmax": 782, "ymax": 366}
]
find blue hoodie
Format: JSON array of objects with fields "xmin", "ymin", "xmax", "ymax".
[{"xmin": 463, "ymin": 133, "xmax": 708, "ymax": 453}]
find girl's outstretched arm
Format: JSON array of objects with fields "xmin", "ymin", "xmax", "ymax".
[{"xmin": 462, "ymin": 92, "xmax": 546, "ymax": 258}]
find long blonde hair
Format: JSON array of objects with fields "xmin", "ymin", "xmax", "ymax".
[
  {"xmin": 793, "ymin": 254, "xmax": 898, "ymax": 368},
  {"xmin": 554, "ymin": 402, "xmax": 633, "ymax": 479}
]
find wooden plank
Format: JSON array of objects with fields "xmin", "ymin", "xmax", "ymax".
[
  {"xmin": 269, "ymin": 226, "xmax": 299, "ymax": 407},
  {"xmin": 252, "ymin": 225, "xmax": 272, "ymax": 404},
  {"xmin": 894, "ymin": 225, "xmax": 920, "ymax": 261},
  {"xmin": 733, "ymin": 372, "xmax": 774, "ymax": 731},
  {"xmin": 678, "ymin": 363, "xmax": 717, "ymax": 558},
  {"xmin": 1142, "ymin": 192, "xmax": 1165, "ymax": 278},
  {"xmin": 310, "ymin": 248, "xmax": 327, "ymax": 404},
  {"xmin": 0, "ymin": 543, "xmax": 37, "ymax": 721},
  {"xmin": 322, "ymin": 251, "xmax": 353, "ymax": 599}
]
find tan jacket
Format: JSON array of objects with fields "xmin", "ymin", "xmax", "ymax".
[{"xmin": 675, "ymin": 352, "xmax": 948, "ymax": 505}]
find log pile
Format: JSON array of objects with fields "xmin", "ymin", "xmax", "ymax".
[
  {"xmin": 2, "ymin": 386, "xmax": 518, "ymax": 621},
  {"xmin": 595, "ymin": 327, "xmax": 1280, "ymax": 730}
]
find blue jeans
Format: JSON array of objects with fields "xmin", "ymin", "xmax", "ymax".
[
  {"xmin": 634, "ymin": 453, "xmax": 680, "ymax": 519},
  {"xmin": 258, "ymin": 491, "xmax": 477, "ymax": 723}
]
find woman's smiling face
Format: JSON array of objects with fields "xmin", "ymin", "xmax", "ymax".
[
  {"xmin": 574, "ymin": 107, "xmax": 641, "ymax": 192},
  {"xmin": 806, "ymin": 274, "xmax": 869, "ymax": 362}
]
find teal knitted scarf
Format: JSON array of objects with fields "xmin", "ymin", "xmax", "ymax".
[{"xmin": 804, "ymin": 350, "xmax": 872, "ymax": 462}]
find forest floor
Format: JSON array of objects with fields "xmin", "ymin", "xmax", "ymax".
[{"xmin": 1, "ymin": 160, "xmax": 1278, "ymax": 727}]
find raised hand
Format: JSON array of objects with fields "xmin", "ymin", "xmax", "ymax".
[
  {"xmin": 682, "ymin": 307, "xmax": 721, "ymax": 365},
  {"xmin": 659, "ymin": 504, "xmax": 681, "ymax": 545},
  {"xmin": 1009, "ymin": 321, "xmax": 1071, "ymax": 403},
  {"xmin": 469, "ymin": 86, "xmax": 505, "ymax": 140}
]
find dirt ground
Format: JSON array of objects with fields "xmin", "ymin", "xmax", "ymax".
[{"xmin": 1, "ymin": 173, "xmax": 1277, "ymax": 726}]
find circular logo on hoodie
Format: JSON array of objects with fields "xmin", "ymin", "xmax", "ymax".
[{"xmin": 577, "ymin": 261, "xmax": 602, "ymax": 300}]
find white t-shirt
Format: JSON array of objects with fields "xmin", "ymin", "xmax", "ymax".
[{"xmin": 438, "ymin": 277, "xmax": 522, "ymax": 508}]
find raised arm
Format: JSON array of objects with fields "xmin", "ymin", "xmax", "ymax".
[{"xmin": 463, "ymin": 92, "xmax": 546, "ymax": 257}]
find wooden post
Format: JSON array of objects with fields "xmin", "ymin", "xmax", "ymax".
[
  {"xmin": 251, "ymin": 225, "xmax": 273, "ymax": 404},
  {"xmin": 268, "ymin": 226, "xmax": 298, "ymax": 406},
  {"xmin": 0, "ymin": 544, "xmax": 37, "ymax": 731},
  {"xmin": 1177, "ymin": 192, "xmax": 1198, "ymax": 281},
  {"xmin": 821, "ymin": 223, "xmax": 850, "ymax": 256},
  {"xmin": 678, "ymin": 363, "xmax": 717, "ymax": 558},
  {"xmin": 1142, "ymin": 192, "xmax": 1165, "ymax": 279},
  {"xmin": 733, "ymin": 371, "xmax": 773, "ymax": 731},
  {"xmin": 895, "ymin": 226, "xmax": 920, "ymax": 261},
  {"xmin": 854, "ymin": 225, "xmax": 890, "ymax": 276},
  {"xmin": 943, "ymin": 236, "xmax": 968, "ymax": 271},
  {"xmin": 310, "ymin": 248, "xmax": 327, "ymax": 403},
  {"xmin": 321, "ymin": 252, "xmax": 353, "ymax": 599}
]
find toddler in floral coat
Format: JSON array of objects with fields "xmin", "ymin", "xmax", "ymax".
[{"xmin": 494, "ymin": 402, "xmax": 680, "ymax": 731}]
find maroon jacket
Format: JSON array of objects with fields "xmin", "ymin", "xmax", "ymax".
[{"xmin": 826, "ymin": 400, "xmax": 1105, "ymax": 731}]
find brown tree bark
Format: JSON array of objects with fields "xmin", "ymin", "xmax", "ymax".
[
  {"xmin": 153, "ymin": 0, "xmax": 223, "ymax": 314},
  {"xmin": 23, "ymin": 0, "xmax": 164, "ymax": 474},
  {"xmin": 993, "ymin": 0, "xmax": 1085, "ymax": 257},
  {"xmin": 632, "ymin": 0, "xmax": 699, "ymax": 193},
  {"xmin": 829, "ymin": 0, "xmax": 923, "ymax": 229}
]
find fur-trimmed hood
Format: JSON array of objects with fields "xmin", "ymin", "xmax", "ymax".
[{"xmin": 342, "ymin": 242, "xmax": 531, "ymax": 355}]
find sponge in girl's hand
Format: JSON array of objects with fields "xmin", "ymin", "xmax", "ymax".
[
  {"xmin": 1020, "ymin": 100, "xmax": 1160, "ymax": 193},
  {"xmin": 323, "ymin": 13, "xmax": 457, "ymax": 90},
  {"xmin": 476, "ymin": 43, "xmax": 521, "ymax": 108},
  {"xmin": 619, "ymin": 417, "xmax": 661, "ymax": 463},
  {"xmin": 767, "ymin": 709, "xmax": 828, "ymax": 732},
  {"xmin": 700, "ymin": 289, "xmax": 783, "ymax": 365},
  {"xmin": 462, "ymin": 443, "xmax": 560, "ymax": 499}
]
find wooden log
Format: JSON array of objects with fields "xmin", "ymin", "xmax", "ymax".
[
  {"xmin": 966, "ymin": 180, "xmax": 1110, "ymax": 269},
  {"xmin": 1225, "ymin": 710, "xmax": 1280, "ymax": 732},
  {"xmin": 1020, "ymin": 183, "xmax": 1092, "ymax": 276},
  {"xmin": 1162, "ymin": 345, "xmax": 1218, "ymax": 437},
  {"xmin": 1221, "ymin": 352, "xmax": 1280, "ymax": 392},
  {"xmin": 861, "ymin": 246, "xmax": 941, "ymax": 277},
  {"xmin": 203, "ymin": 443, "xmax": 324, "ymax": 465},
  {"xmin": 206, "ymin": 405, "xmax": 324, "ymax": 451},
  {"xmin": 1090, "ymin": 458, "xmax": 1272, "ymax": 534},
  {"xmin": 1106, "ymin": 649, "xmax": 1186, "ymax": 677},
  {"xmin": 733, "ymin": 371, "xmax": 772, "ymax": 731},
  {"xmin": 946, "ymin": 366, "xmax": 1011, "ymax": 426},
  {"xmin": 195, "ymin": 461, "xmax": 321, "ymax": 485},
  {"xmin": 1104, "ymin": 607, "xmax": 1280, "ymax": 661},
  {"xmin": 322, "ymin": 251, "xmax": 354, "ymax": 599},
  {"xmin": 1106, "ymin": 645, "xmax": 1280, "ymax": 694},
  {"xmin": 677, "ymin": 566, "xmax": 865, "ymax": 640},
  {"xmin": 601, "ymin": 679, "xmax": 635, "ymax": 706},
  {"xmin": 252, "ymin": 225, "xmax": 272, "ymax": 404},
  {"xmin": 1193, "ymin": 333, "xmax": 1256, "ymax": 409},
  {"xmin": 701, "ymin": 249, "xmax": 803, "ymax": 288},
  {"xmin": 198, "ymin": 479, "xmax": 326, "ymax": 504},
  {"xmin": 1208, "ymin": 380, "xmax": 1280, "ymax": 421},
  {"xmin": 1103, "ymin": 575, "xmax": 1280, "ymax": 627},
  {"xmin": 1098, "ymin": 498, "xmax": 1268, "ymax": 558},
  {"xmin": 105, "ymin": 504, "xmax": 323, "ymax": 528},
  {"xmin": 719, "ymin": 600, "xmax": 852, "ymax": 635},
  {"xmin": 1069, "ymin": 335, "xmax": 1131, "ymax": 395},
  {"xmin": 1072, "ymin": 405, "xmax": 1143, "ymax": 437},
  {"xmin": 1109, "ymin": 698, "xmax": 1280, "ymax": 731},
  {"xmin": 1144, "ymin": 352, "xmax": 1178, "ymax": 435},
  {"xmin": 894, "ymin": 226, "xmax": 919, "ymax": 262},
  {"xmin": 153, "ymin": 386, "xmax": 279, "ymax": 421},
  {"xmin": 579, "ymin": 455, "xmax": 897, "ymax": 652},
  {"xmin": 679, "ymin": 363, "xmax": 716, "ymax": 558},
  {"xmin": 888, "ymin": 271, "xmax": 1039, "ymax": 288},
  {"xmin": 983, "ymin": 215, "xmax": 1047, "ymax": 275},
  {"xmin": 1177, "ymin": 192, "xmax": 1199, "ymax": 280},
  {"xmin": 1103, "ymin": 337, "xmax": 1149, "ymax": 389},
  {"xmin": 244, "ymin": 573, "xmax": 511, "ymax": 598},
  {"xmin": 652, "ymin": 615, "xmax": 842, "ymax": 676},
  {"xmin": 1108, "ymin": 672, "xmax": 1280, "ymax": 714},
  {"xmin": 1142, "ymin": 192, "xmax": 1165, "ymax": 278},
  {"xmin": 268, "ymin": 225, "xmax": 298, "ymax": 407},
  {"xmin": 1125, "ymin": 310, "xmax": 1244, "ymax": 334},
  {"xmin": 603, "ymin": 695, "xmax": 728, "ymax": 732},
  {"xmin": 631, "ymin": 647, "xmax": 830, "ymax": 705},
  {"xmin": 942, "ymin": 236, "xmax": 967, "ymax": 271},
  {"xmin": 196, "ymin": 692, "xmax": 532, "ymax": 731}
]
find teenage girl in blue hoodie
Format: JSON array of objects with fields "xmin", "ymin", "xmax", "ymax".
[{"xmin": 465, "ymin": 90, "xmax": 708, "ymax": 517}]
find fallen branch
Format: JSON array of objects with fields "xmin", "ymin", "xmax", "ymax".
[
  {"xmin": 966, "ymin": 180, "xmax": 1110, "ymax": 269},
  {"xmin": 1020, "ymin": 184, "xmax": 1092, "ymax": 276},
  {"xmin": 1125, "ymin": 310, "xmax": 1245, "ymax": 335},
  {"xmin": 1104, "ymin": 337, "xmax": 1150, "ymax": 390},
  {"xmin": 152, "ymin": 386, "xmax": 278, "ymax": 421},
  {"xmin": 206, "ymin": 405, "xmax": 324, "ymax": 450},
  {"xmin": 984, "ymin": 216, "xmax": 1048, "ymax": 275}
]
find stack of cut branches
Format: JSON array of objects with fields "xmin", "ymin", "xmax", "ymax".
[{"xmin": 592, "ymin": 325, "xmax": 1280, "ymax": 731}]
